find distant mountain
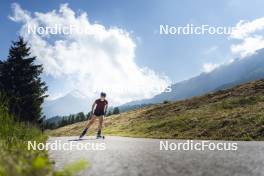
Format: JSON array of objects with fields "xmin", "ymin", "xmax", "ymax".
[
  {"xmin": 44, "ymin": 49, "xmax": 264, "ymax": 117},
  {"xmin": 120, "ymin": 49, "xmax": 264, "ymax": 109},
  {"xmin": 43, "ymin": 90, "xmax": 91, "ymax": 118}
]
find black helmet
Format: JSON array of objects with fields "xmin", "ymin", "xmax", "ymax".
[{"xmin": 100, "ymin": 92, "xmax": 106, "ymax": 97}]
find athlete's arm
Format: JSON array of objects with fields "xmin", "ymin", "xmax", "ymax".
[
  {"xmin": 104, "ymin": 102, "xmax": 108, "ymax": 115},
  {"xmin": 91, "ymin": 101, "xmax": 97, "ymax": 114}
]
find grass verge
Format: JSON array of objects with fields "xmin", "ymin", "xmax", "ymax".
[{"xmin": 0, "ymin": 94, "xmax": 88, "ymax": 176}]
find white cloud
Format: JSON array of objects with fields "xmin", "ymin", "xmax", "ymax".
[
  {"xmin": 231, "ymin": 36, "xmax": 264, "ymax": 57},
  {"xmin": 230, "ymin": 17, "xmax": 264, "ymax": 57},
  {"xmin": 202, "ymin": 63, "xmax": 219, "ymax": 73},
  {"xmin": 230, "ymin": 18, "xmax": 264, "ymax": 39},
  {"xmin": 10, "ymin": 3, "xmax": 171, "ymax": 105}
]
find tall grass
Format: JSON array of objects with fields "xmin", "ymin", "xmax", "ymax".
[{"xmin": 0, "ymin": 93, "xmax": 87, "ymax": 176}]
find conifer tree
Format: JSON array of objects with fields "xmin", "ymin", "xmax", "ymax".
[
  {"xmin": 0, "ymin": 37, "xmax": 48, "ymax": 122},
  {"xmin": 112, "ymin": 107, "xmax": 120, "ymax": 114}
]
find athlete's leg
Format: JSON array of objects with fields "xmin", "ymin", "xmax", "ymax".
[
  {"xmin": 79, "ymin": 115, "xmax": 96, "ymax": 138},
  {"xmin": 97, "ymin": 116, "xmax": 104, "ymax": 137},
  {"xmin": 85, "ymin": 115, "xmax": 97, "ymax": 128}
]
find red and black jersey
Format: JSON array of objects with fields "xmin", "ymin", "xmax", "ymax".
[{"xmin": 94, "ymin": 99, "xmax": 108, "ymax": 115}]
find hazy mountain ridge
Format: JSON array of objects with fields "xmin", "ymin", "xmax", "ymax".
[
  {"xmin": 43, "ymin": 90, "xmax": 92, "ymax": 118},
  {"xmin": 120, "ymin": 49, "xmax": 264, "ymax": 109}
]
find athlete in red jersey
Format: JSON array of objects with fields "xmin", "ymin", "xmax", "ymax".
[{"xmin": 79, "ymin": 92, "xmax": 108, "ymax": 139}]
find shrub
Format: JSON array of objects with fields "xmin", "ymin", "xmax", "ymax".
[{"xmin": 163, "ymin": 100, "xmax": 170, "ymax": 104}]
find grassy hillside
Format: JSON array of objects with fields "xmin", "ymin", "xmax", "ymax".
[{"xmin": 49, "ymin": 79, "xmax": 264, "ymax": 141}]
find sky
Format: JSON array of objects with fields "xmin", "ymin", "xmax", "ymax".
[{"xmin": 1, "ymin": 0, "xmax": 264, "ymax": 105}]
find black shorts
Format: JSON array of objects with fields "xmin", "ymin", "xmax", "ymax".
[{"xmin": 93, "ymin": 111, "xmax": 105, "ymax": 116}]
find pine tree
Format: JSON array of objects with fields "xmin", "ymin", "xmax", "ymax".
[
  {"xmin": 0, "ymin": 60, "xmax": 3, "ymax": 89},
  {"xmin": 112, "ymin": 107, "xmax": 120, "ymax": 114},
  {"xmin": 77, "ymin": 112, "xmax": 85, "ymax": 121},
  {"xmin": 70, "ymin": 115, "xmax": 75, "ymax": 124},
  {"xmin": 0, "ymin": 37, "xmax": 48, "ymax": 122}
]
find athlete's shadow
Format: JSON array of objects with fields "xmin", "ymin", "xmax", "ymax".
[{"xmin": 68, "ymin": 138, "xmax": 97, "ymax": 141}]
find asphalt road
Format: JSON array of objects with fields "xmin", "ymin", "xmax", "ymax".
[{"xmin": 48, "ymin": 136, "xmax": 264, "ymax": 176}]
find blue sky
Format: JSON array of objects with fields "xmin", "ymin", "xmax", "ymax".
[{"xmin": 1, "ymin": 0, "xmax": 264, "ymax": 104}]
